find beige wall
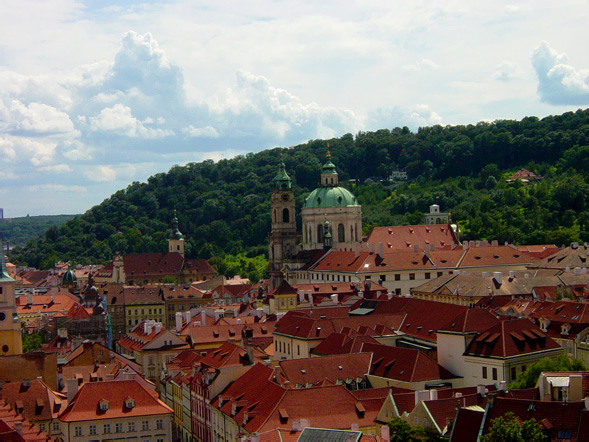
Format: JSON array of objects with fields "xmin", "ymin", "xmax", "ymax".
[{"xmin": 61, "ymin": 414, "xmax": 172, "ymax": 441}]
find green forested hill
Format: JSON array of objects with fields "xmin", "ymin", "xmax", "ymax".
[
  {"xmin": 9, "ymin": 109, "xmax": 589, "ymax": 270},
  {"xmin": 1, "ymin": 215, "xmax": 77, "ymax": 249}
]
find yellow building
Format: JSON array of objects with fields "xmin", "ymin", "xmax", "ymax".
[
  {"xmin": 0, "ymin": 247, "xmax": 22, "ymax": 355},
  {"xmin": 123, "ymin": 286, "xmax": 165, "ymax": 332}
]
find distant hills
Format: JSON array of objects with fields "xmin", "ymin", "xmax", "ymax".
[
  {"xmin": 1, "ymin": 215, "xmax": 77, "ymax": 250},
  {"xmin": 8, "ymin": 108, "xmax": 589, "ymax": 269}
]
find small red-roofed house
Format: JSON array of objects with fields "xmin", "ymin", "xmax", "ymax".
[
  {"xmin": 459, "ymin": 318, "xmax": 563, "ymax": 386},
  {"xmin": 116, "ymin": 320, "xmax": 188, "ymax": 382},
  {"xmin": 59, "ymin": 379, "xmax": 173, "ymax": 441},
  {"xmin": 362, "ymin": 343, "xmax": 459, "ymax": 390},
  {"xmin": 0, "ymin": 378, "xmax": 66, "ymax": 439},
  {"xmin": 0, "ymin": 397, "xmax": 51, "ymax": 441}
]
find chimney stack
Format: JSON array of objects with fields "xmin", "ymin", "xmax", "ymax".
[
  {"xmin": 175, "ymin": 312, "xmax": 183, "ymax": 332},
  {"xmin": 377, "ymin": 242, "xmax": 384, "ymax": 258},
  {"xmin": 331, "ymin": 294, "xmax": 338, "ymax": 304},
  {"xmin": 493, "ymin": 272, "xmax": 503, "ymax": 285},
  {"xmin": 185, "ymin": 310, "xmax": 191, "ymax": 324},
  {"xmin": 201, "ymin": 310, "xmax": 207, "ymax": 326},
  {"xmin": 66, "ymin": 378, "xmax": 79, "ymax": 403}
]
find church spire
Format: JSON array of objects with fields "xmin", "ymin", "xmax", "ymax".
[
  {"xmin": 0, "ymin": 236, "xmax": 12, "ymax": 281},
  {"xmin": 273, "ymin": 155, "xmax": 292, "ymax": 191},
  {"xmin": 171, "ymin": 209, "xmax": 183, "ymax": 240}
]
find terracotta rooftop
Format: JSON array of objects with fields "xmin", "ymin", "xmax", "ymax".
[
  {"xmin": 59, "ymin": 379, "xmax": 172, "ymax": 422},
  {"xmin": 366, "ymin": 224, "xmax": 459, "ymax": 250},
  {"xmin": 1, "ymin": 379, "xmax": 66, "ymax": 422},
  {"xmin": 464, "ymin": 318, "xmax": 562, "ymax": 358},
  {"xmin": 530, "ymin": 244, "xmax": 589, "ymax": 270},
  {"xmin": 278, "ymin": 353, "xmax": 372, "ymax": 388},
  {"xmin": 364, "ymin": 342, "xmax": 457, "ymax": 383},
  {"xmin": 0, "ymin": 399, "xmax": 50, "ymax": 441}
]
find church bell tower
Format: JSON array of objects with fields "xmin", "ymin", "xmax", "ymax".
[{"xmin": 268, "ymin": 159, "xmax": 300, "ymax": 290}]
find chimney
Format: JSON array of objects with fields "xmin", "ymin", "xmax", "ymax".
[
  {"xmin": 351, "ymin": 423, "xmax": 359, "ymax": 431},
  {"xmin": 463, "ymin": 242, "xmax": 469, "ymax": 250},
  {"xmin": 331, "ymin": 294, "xmax": 338, "ymax": 304},
  {"xmin": 214, "ymin": 309, "xmax": 224, "ymax": 322},
  {"xmin": 236, "ymin": 318, "xmax": 241, "ymax": 324},
  {"xmin": 477, "ymin": 384, "xmax": 486, "ymax": 396},
  {"xmin": 414, "ymin": 390, "xmax": 429, "ymax": 406},
  {"xmin": 27, "ymin": 293, "xmax": 33, "ymax": 305},
  {"xmin": 429, "ymin": 389, "xmax": 438, "ymax": 400},
  {"xmin": 256, "ymin": 308, "xmax": 263, "ymax": 319},
  {"xmin": 492, "ymin": 240, "xmax": 499, "ymax": 246},
  {"xmin": 185, "ymin": 310, "xmax": 191, "ymax": 324},
  {"xmin": 493, "ymin": 272, "xmax": 503, "ymax": 285},
  {"xmin": 298, "ymin": 290, "xmax": 305, "ymax": 303},
  {"xmin": 574, "ymin": 267, "xmax": 582, "ymax": 275},
  {"xmin": 387, "ymin": 293, "xmax": 393, "ymax": 300},
  {"xmin": 14, "ymin": 422, "xmax": 23, "ymax": 436},
  {"xmin": 154, "ymin": 323, "xmax": 162, "ymax": 334},
  {"xmin": 381, "ymin": 424, "xmax": 390, "ymax": 441},
  {"xmin": 509, "ymin": 271, "xmax": 515, "ymax": 279},
  {"xmin": 175, "ymin": 312, "xmax": 183, "ymax": 332},
  {"xmin": 201, "ymin": 310, "xmax": 207, "ymax": 327},
  {"xmin": 499, "ymin": 381, "xmax": 507, "ymax": 391},
  {"xmin": 369, "ymin": 243, "xmax": 375, "ymax": 254},
  {"xmin": 316, "ymin": 327, "xmax": 321, "ymax": 336},
  {"xmin": 299, "ymin": 418, "xmax": 310, "ymax": 430},
  {"xmin": 377, "ymin": 242, "xmax": 384, "ymax": 258},
  {"xmin": 66, "ymin": 378, "xmax": 79, "ymax": 403}
]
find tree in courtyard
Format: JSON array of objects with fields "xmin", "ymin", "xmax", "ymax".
[
  {"xmin": 509, "ymin": 354, "xmax": 585, "ymax": 389},
  {"xmin": 481, "ymin": 412, "xmax": 546, "ymax": 441}
]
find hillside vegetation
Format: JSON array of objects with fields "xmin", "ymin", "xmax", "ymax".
[
  {"xmin": 9, "ymin": 109, "xmax": 589, "ymax": 270},
  {"xmin": 1, "ymin": 215, "xmax": 77, "ymax": 249}
]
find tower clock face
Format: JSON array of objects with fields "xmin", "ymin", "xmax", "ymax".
[{"xmin": 281, "ymin": 193, "xmax": 290, "ymax": 201}]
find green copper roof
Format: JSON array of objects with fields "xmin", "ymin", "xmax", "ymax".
[
  {"xmin": 322, "ymin": 160, "xmax": 337, "ymax": 174},
  {"xmin": 0, "ymin": 238, "xmax": 13, "ymax": 282},
  {"xmin": 171, "ymin": 210, "xmax": 183, "ymax": 240},
  {"xmin": 62, "ymin": 266, "xmax": 77, "ymax": 284},
  {"xmin": 273, "ymin": 161, "xmax": 292, "ymax": 190},
  {"xmin": 303, "ymin": 186, "xmax": 359, "ymax": 209}
]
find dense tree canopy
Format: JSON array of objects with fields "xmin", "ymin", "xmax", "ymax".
[
  {"xmin": 9, "ymin": 109, "xmax": 589, "ymax": 271},
  {"xmin": 482, "ymin": 412, "xmax": 546, "ymax": 441},
  {"xmin": 509, "ymin": 355, "xmax": 586, "ymax": 389}
]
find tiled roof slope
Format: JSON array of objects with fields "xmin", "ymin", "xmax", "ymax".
[
  {"xmin": 311, "ymin": 333, "xmax": 380, "ymax": 356},
  {"xmin": 363, "ymin": 342, "xmax": 457, "ymax": 382},
  {"xmin": 450, "ymin": 407, "xmax": 484, "ymax": 441},
  {"xmin": 439, "ymin": 309, "xmax": 500, "ymax": 333},
  {"xmin": 366, "ymin": 224, "xmax": 459, "ymax": 250},
  {"xmin": 482, "ymin": 397, "xmax": 584, "ymax": 440},
  {"xmin": 59, "ymin": 379, "xmax": 172, "ymax": 422},
  {"xmin": 0, "ymin": 399, "xmax": 50, "ymax": 441},
  {"xmin": 1, "ymin": 379, "xmax": 66, "ymax": 422},
  {"xmin": 529, "ymin": 244, "xmax": 589, "ymax": 270},
  {"xmin": 464, "ymin": 318, "xmax": 562, "ymax": 358},
  {"xmin": 278, "ymin": 353, "xmax": 372, "ymax": 388}
]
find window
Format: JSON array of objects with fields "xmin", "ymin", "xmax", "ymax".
[
  {"xmin": 395, "ymin": 274, "xmax": 400, "ymax": 281},
  {"xmin": 395, "ymin": 288, "xmax": 401, "ymax": 295},
  {"xmin": 39, "ymin": 423, "xmax": 45, "ymax": 431},
  {"xmin": 53, "ymin": 422, "xmax": 59, "ymax": 431},
  {"xmin": 482, "ymin": 366, "xmax": 487, "ymax": 379},
  {"xmin": 425, "ymin": 272, "xmax": 431, "ymax": 279},
  {"xmin": 142, "ymin": 420, "xmax": 149, "ymax": 431},
  {"xmin": 492, "ymin": 368, "xmax": 498, "ymax": 381},
  {"xmin": 128, "ymin": 422, "xmax": 136, "ymax": 432},
  {"xmin": 317, "ymin": 224, "xmax": 324, "ymax": 243},
  {"xmin": 409, "ymin": 273, "xmax": 415, "ymax": 280},
  {"xmin": 115, "ymin": 423, "xmax": 123, "ymax": 433},
  {"xmin": 104, "ymin": 424, "xmax": 111, "ymax": 434},
  {"xmin": 380, "ymin": 275, "xmax": 386, "ymax": 282},
  {"xmin": 437, "ymin": 272, "xmax": 443, "ymax": 277},
  {"xmin": 156, "ymin": 419, "xmax": 163, "ymax": 430},
  {"xmin": 511, "ymin": 367, "xmax": 517, "ymax": 380},
  {"xmin": 90, "ymin": 425, "xmax": 97, "ymax": 435},
  {"xmin": 282, "ymin": 208, "xmax": 290, "ymax": 223},
  {"xmin": 338, "ymin": 223, "xmax": 345, "ymax": 242},
  {"xmin": 521, "ymin": 365, "xmax": 526, "ymax": 373},
  {"xmin": 74, "ymin": 426, "xmax": 82, "ymax": 437}
]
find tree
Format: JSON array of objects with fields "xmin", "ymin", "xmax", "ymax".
[
  {"xmin": 509, "ymin": 354, "xmax": 586, "ymax": 389},
  {"xmin": 482, "ymin": 412, "xmax": 546, "ymax": 441},
  {"xmin": 21, "ymin": 329, "xmax": 42, "ymax": 353},
  {"xmin": 387, "ymin": 417, "xmax": 440, "ymax": 441}
]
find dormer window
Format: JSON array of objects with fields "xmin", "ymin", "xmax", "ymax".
[
  {"xmin": 99, "ymin": 399, "xmax": 109, "ymax": 411},
  {"xmin": 125, "ymin": 397, "xmax": 135, "ymax": 409}
]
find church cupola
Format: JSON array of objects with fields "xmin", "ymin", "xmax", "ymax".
[
  {"xmin": 273, "ymin": 160, "xmax": 292, "ymax": 191},
  {"xmin": 169, "ymin": 209, "xmax": 185, "ymax": 257},
  {"xmin": 320, "ymin": 151, "xmax": 338, "ymax": 187}
]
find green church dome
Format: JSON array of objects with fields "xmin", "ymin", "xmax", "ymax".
[
  {"xmin": 62, "ymin": 267, "xmax": 77, "ymax": 284},
  {"xmin": 303, "ymin": 186, "xmax": 359, "ymax": 209}
]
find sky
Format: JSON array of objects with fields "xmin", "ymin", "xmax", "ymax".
[{"xmin": 0, "ymin": 0, "xmax": 588, "ymax": 217}]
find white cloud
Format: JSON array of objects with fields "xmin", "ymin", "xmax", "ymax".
[
  {"xmin": 84, "ymin": 165, "xmax": 117, "ymax": 182},
  {"xmin": 89, "ymin": 103, "xmax": 174, "ymax": 138},
  {"xmin": 38, "ymin": 164, "xmax": 72, "ymax": 173},
  {"xmin": 0, "ymin": 99, "xmax": 79, "ymax": 136},
  {"xmin": 402, "ymin": 59, "xmax": 440, "ymax": 72},
  {"xmin": 182, "ymin": 125, "xmax": 220, "ymax": 138},
  {"xmin": 0, "ymin": 135, "xmax": 58, "ymax": 166},
  {"xmin": 367, "ymin": 104, "xmax": 443, "ymax": 131},
  {"xmin": 494, "ymin": 61, "xmax": 520, "ymax": 81},
  {"xmin": 26, "ymin": 184, "xmax": 86, "ymax": 193},
  {"xmin": 532, "ymin": 42, "xmax": 589, "ymax": 105},
  {"xmin": 61, "ymin": 140, "xmax": 95, "ymax": 161}
]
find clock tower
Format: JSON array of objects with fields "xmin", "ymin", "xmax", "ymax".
[{"xmin": 268, "ymin": 160, "xmax": 300, "ymax": 290}]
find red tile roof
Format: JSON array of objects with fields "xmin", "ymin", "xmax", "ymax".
[
  {"xmin": 366, "ymin": 224, "xmax": 459, "ymax": 250},
  {"xmin": 422, "ymin": 393, "xmax": 484, "ymax": 433},
  {"xmin": 199, "ymin": 342, "xmax": 252, "ymax": 369},
  {"xmin": 439, "ymin": 309, "xmax": 500, "ymax": 334},
  {"xmin": 59, "ymin": 379, "xmax": 172, "ymax": 422},
  {"xmin": 278, "ymin": 353, "xmax": 372, "ymax": 388},
  {"xmin": 450, "ymin": 407, "xmax": 484, "ymax": 441},
  {"xmin": 311, "ymin": 332, "xmax": 380, "ymax": 356},
  {"xmin": 482, "ymin": 397, "xmax": 584, "ymax": 440},
  {"xmin": 458, "ymin": 245, "xmax": 536, "ymax": 268},
  {"xmin": 1, "ymin": 379, "xmax": 66, "ymax": 422},
  {"xmin": 464, "ymin": 318, "xmax": 562, "ymax": 358},
  {"xmin": 0, "ymin": 399, "xmax": 51, "ymax": 441},
  {"xmin": 364, "ymin": 342, "xmax": 457, "ymax": 383}
]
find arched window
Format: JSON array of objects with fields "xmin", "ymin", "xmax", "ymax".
[
  {"xmin": 338, "ymin": 224, "xmax": 345, "ymax": 242},
  {"xmin": 318, "ymin": 224, "xmax": 324, "ymax": 243},
  {"xmin": 282, "ymin": 208, "xmax": 290, "ymax": 223}
]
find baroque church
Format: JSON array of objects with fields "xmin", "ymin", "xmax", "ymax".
[{"xmin": 268, "ymin": 154, "xmax": 362, "ymax": 289}]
